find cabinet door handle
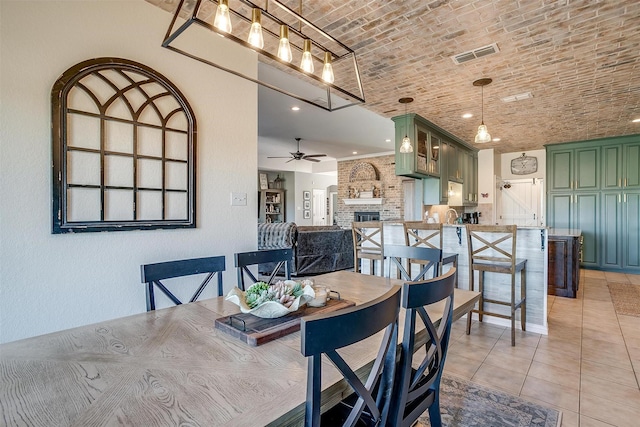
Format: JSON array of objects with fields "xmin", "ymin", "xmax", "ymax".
[
  {"xmin": 619, "ymin": 194, "xmax": 622, "ymax": 203},
  {"xmin": 624, "ymin": 194, "xmax": 627, "ymax": 203},
  {"xmin": 619, "ymin": 178, "xmax": 622, "ymax": 187},
  {"xmin": 625, "ymin": 178, "xmax": 628, "ymax": 187}
]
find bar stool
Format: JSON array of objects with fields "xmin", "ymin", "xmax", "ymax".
[
  {"xmin": 403, "ymin": 221, "xmax": 458, "ymax": 287},
  {"xmin": 465, "ymin": 224, "xmax": 526, "ymax": 346},
  {"xmin": 352, "ymin": 220, "xmax": 384, "ymax": 275}
]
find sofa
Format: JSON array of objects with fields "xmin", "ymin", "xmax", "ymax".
[{"xmin": 257, "ymin": 223, "xmax": 354, "ymax": 276}]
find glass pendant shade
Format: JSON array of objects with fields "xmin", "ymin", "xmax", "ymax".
[
  {"xmin": 322, "ymin": 52, "xmax": 334, "ymax": 83},
  {"xmin": 247, "ymin": 9, "xmax": 264, "ymax": 49},
  {"xmin": 214, "ymin": 0, "xmax": 232, "ymax": 33},
  {"xmin": 277, "ymin": 25, "xmax": 293, "ymax": 62},
  {"xmin": 400, "ymin": 135, "xmax": 413, "ymax": 153},
  {"xmin": 475, "ymin": 123, "xmax": 491, "ymax": 143},
  {"xmin": 300, "ymin": 39, "xmax": 314, "ymax": 73}
]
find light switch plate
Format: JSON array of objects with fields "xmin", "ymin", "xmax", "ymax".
[{"xmin": 231, "ymin": 192, "xmax": 247, "ymax": 206}]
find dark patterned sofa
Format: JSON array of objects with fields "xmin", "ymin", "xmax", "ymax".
[{"xmin": 257, "ymin": 223, "xmax": 353, "ymax": 276}]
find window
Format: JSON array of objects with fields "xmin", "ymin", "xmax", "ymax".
[{"xmin": 51, "ymin": 58, "xmax": 196, "ymax": 233}]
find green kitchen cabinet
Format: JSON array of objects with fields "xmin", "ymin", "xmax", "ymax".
[
  {"xmin": 601, "ymin": 191, "xmax": 640, "ymax": 270},
  {"xmin": 392, "ymin": 113, "xmax": 439, "ymax": 179},
  {"xmin": 548, "ymin": 146, "xmax": 599, "ymax": 192},
  {"xmin": 624, "ymin": 142, "xmax": 640, "ymax": 189},
  {"xmin": 546, "ymin": 134, "xmax": 640, "ymax": 272},
  {"xmin": 548, "ymin": 192, "xmax": 599, "ymax": 268}
]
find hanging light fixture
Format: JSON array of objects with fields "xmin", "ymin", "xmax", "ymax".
[
  {"xmin": 399, "ymin": 97, "xmax": 414, "ymax": 153},
  {"xmin": 247, "ymin": 8, "xmax": 264, "ymax": 49},
  {"xmin": 162, "ymin": 0, "xmax": 365, "ymax": 112},
  {"xmin": 277, "ymin": 25, "xmax": 293, "ymax": 63},
  {"xmin": 213, "ymin": 0, "xmax": 232, "ymax": 33},
  {"xmin": 300, "ymin": 39, "xmax": 314, "ymax": 73},
  {"xmin": 473, "ymin": 78, "xmax": 492, "ymax": 143},
  {"xmin": 322, "ymin": 52, "xmax": 334, "ymax": 83}
]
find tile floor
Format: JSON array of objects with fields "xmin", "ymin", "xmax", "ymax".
[{"xmin": 445, "ymin": 269, "xmax": 640, "ymax": 427}]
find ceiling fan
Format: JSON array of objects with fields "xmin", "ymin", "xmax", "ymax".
[{"xmin": 268, "ymin": 138, "xmax": 327, "ymax": 163}]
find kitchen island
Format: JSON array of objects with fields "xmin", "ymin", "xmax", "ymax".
[{"xmin": 377, "ymin": 222, "xmax": 549, "ymax": 335}]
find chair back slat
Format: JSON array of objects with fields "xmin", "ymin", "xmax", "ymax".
[
  {"xmin": 301, "ymin": 286, "xmax": 401, "ymax": 427},
  {"xmin": 403, "ymin": 221, "xmax": 443, "ymax": 250},
  {"xmin": 234, "ymin": 248, "xmax": 292, "ymax": 290},
  {"xmin": 466, "ymin": 224, "xmax": 518, "ymax": 271},
  {"xmin": 140, "ymin": 256, "xmax": 225, "ymax": 311},
  {"xmin": 385, "ymin": 244, "xmax": 442, "ymax": 282},
  {"xmin": 352, "ymin": 221, "xmax": 385, "ymax": 275},
  {"xmin": 389, "ymin": 268, "xmax": 456, "ymax": 427}
]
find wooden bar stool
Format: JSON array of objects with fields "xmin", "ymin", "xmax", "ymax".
[
  {"xmin": 352, "ymin": 220, "xmax": 384, "ymax": 275},
  {"xmin": 465, "ymin": 224, "xmax": 526, "ymax": 346},
  {"xmin": 403, "ymin": 221, "xmax": 458, "ymax": 287}
]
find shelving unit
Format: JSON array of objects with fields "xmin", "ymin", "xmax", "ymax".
[{"xmin": 259, "ymin": 189, "xmax": 285, "ymax": 223}]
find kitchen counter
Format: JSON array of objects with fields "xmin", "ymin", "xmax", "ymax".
[
  {"xmin": 376, "ymin": 222, "xmax": 549, "ymax": 334},
  {"xmin": 548, "ymin": 228, "xmax": 582, "ymax": 238}
]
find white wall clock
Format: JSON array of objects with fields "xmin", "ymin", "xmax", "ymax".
[{"xmin": 511, "ymin": 153, "xmax": 538, "ymax": 175}]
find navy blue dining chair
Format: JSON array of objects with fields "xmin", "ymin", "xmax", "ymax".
[
  {"xmin": 140, "ymin": 256, "xmax": 225, "ymax": 311},
  {"xmin": 300, "ymin": 285, "xmax": 401, "ymax": 427},
  {"xmin": 388, "ymin": 268, "xmax": 457, "ymax": 427},
  {"xmin": 234, "ymin": 248, "xmax": 293, "ymax": 290},
  {"xmin": 384, "ymin": 244, "xmax": 442, "ymax": 282}
]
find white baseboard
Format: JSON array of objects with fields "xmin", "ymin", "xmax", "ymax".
[{"xmin": 461, "ymin": 313, "xmax": 548, "ymax": 335}]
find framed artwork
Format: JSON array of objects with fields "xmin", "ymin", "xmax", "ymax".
[
  {"xmin": 259, "ymin": 173, "xmax": 268, "ymax": 190},
  {"xmin": 303, "ymin": 210, "xmax": 311, "ymax": 219},
  {"xmin": 303, "ymin": 190, "xmax": 311, "ymax": 200},
  {"xmin": 304, "ymin": 200, "xmax": 311, "ymax": 209}
]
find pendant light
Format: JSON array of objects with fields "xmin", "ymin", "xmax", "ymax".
[
  {"xmin": 300, "ymin": 39, "xmax": 314, "ymax": 73},
  {"xmin": 247, "ymin": 9, "xmax": 264, "ymax": 49},
  {"xmin": 213, "ymin": 0, "xmax": 232, "ymax": 33},
  {"xmin": 277, "ymin": 25, "xmax": 293, "ymax": 62},
  {"xmin": 399, "ymin": 97, "xmax": 414, "ymax": 153},
  {"xmin": 322, "ymin": 52, "xmax": 334, "ymax": 83},
  {"xmin": 473, "ymin": 78, "xmax": 492, "ymax": 143}
]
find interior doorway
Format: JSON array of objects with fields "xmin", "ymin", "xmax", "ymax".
[
  {"xmin": 328, "ymin": 191, "xmax": 338, "ymax": 225},
  {"xmin": 499, "ymin": 178, "xmax": 545, "ymax": 226},
  {"xmin": 312, "ymin": 189, "xmax": 327, "ymax": 225}
]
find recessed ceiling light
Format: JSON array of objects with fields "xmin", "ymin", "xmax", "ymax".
[
  {"xmin": 352, "ymin": 151, "xmax": 358, "ymax": 155},
  {"xmin": 291, "ymin": 106, "xmax": 300, "ymax": 111},
  {"xmin": 492, "ymin": 137, "xmax": 501, "ymax": 142},
  {"xmin": 501, "ymin": 92, "xmax": 533, "ymax": 103},
  {"xmin": 385, "ymin": 139, "xmax": 391, "ymax": 143},
  {"xmin": 462, "ymin": 113, "xmax": 473, "ymax": 119},
  {"xmin": 633, "ymin": 118, "xmax": 640, "ymax": 123}
]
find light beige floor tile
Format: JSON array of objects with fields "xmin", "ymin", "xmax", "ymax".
[
  {"xmin": 520, "ymin": 376, "xmax": 579, "ymax": 412},
  {"xmin": 527, "ymin": 360, "xmax": 580, "ymax": 390},
  {"xmin": 492, "ymin": 338, "xmax": 538, "ymax": 360},
  {"xmin": 442, "ymin": 352, "xmax": 482, "ymax": 380},
  {"xmin": 471, "ymin": 362, "xmax": 526, "ymax": 395},
  {"xmin": 483, "ymin": 348, "xmax": 532, "ymax": 374},
  {"xmin": 584, "ymin": 270, "xmax": 606, "ymax": 279},
  {"xmin": 533, "ymin": 347, "xmax": 581, "ymax": 373},
  {"xmin": 581, "ymin": 373, "xmax": 640, "ymax": 409},
  {"xmin": 578, "ymin": 415, "xmax": 616, "ymax": 426},
  {"xmin": 581, "ymin": 359, "xmax": 638, "ymax": 388},
  {"xmin": 496, "ymin": 329, "xmax": 541, "ymax": 348},
  {"xmin": 580, "ymin": 390, "xmax": 640, "ymax": 426},
  {"xmin": 537, "ymin": 337, "xmax": 581, "ymax": 357},
  {"xmin": 452, "ymin": 330, "xmax": 500, "ymax": 350},
  {"xmin": 581, "ymin": 338, "xmax": 633, "ymax": 369},
  {"xmin": 447, "ymin": 341, "xmax": 491, "ymax": 362},
  {"xmin": 627, "ymin": 274, "xmax": 640, "ymax": 285},
  {"xmin": 605, "ymin": 271, "xmax": 630, "ymax": 282}
]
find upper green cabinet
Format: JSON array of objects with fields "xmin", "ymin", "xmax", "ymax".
[
  {"xmin": 393, "ymin": 113, "xmax": 440, "ymax": 179},
  {"xmin": 548, "ymin": 146, "xmax": 599, "ymax": 191},
  {"xmin": 602, "ymin": 141, "xmax": 640, "ymax": 189},
  {"xmin": 393, "ymin": 113, "xmax": 477, "ymax": 205}
]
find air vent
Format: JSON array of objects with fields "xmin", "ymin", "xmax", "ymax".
[
  {"xmin": 501, "ymin": 92, "xmax": 533, "ymax": 103},
  {"xmin": 451, "ymin": 43, "xmax": 500, "ymax": 65}
]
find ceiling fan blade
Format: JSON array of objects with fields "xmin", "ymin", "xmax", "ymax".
[
  {"xmin": 268, "ymin": 156, "xmax": 293, "ymax": 159},
  {"xmin": 303, "ymin": 154, "xmax": 327, "ymax": 158},
  {"xmin": 286, "ymin": 158, "xmax": 296, "ymax": 163},
  {"xmin": 304, "ymin": 157, "xmax": 321, "ymax": 162}
]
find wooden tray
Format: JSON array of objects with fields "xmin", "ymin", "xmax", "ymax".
[{"xmin": 215, "ymin": 298, "xmax": 355, "ymax": 346}]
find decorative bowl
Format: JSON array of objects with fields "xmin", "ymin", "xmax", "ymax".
[{"xmin": 225, "ymin": 280, "xmax": 316, "ymax": 318}]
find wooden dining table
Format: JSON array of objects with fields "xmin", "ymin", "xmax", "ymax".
[{"xmin": 0, "ymin": 270, "xmax": 479, "ymax": 427}]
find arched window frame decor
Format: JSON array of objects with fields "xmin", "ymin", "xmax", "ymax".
[{"xmin": 51, "ymin": 57, "xmax": 197, "ymax": 233}]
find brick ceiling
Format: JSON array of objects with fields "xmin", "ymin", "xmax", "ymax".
[{"xmin": 148, "ymin": 0, "xmax": 640, "ymax": 154}]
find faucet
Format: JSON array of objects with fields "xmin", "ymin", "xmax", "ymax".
[{"xmin": 445, "ymin": 208, "xmax": 459, "ymax": 225}]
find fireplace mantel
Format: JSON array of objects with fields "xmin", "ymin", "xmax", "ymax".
[{"xmin": 343, "ymin": 198, "xmax": 383, "ymax": 205}]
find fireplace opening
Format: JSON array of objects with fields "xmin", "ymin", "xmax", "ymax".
[{"xmin": 354, "ymin": 211, "xmax": 380, "ymax": 221}]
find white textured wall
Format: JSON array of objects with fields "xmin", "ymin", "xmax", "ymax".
[{"xmin": 0, "ymin": 1, "xmax": 258, "ymax": 343}]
